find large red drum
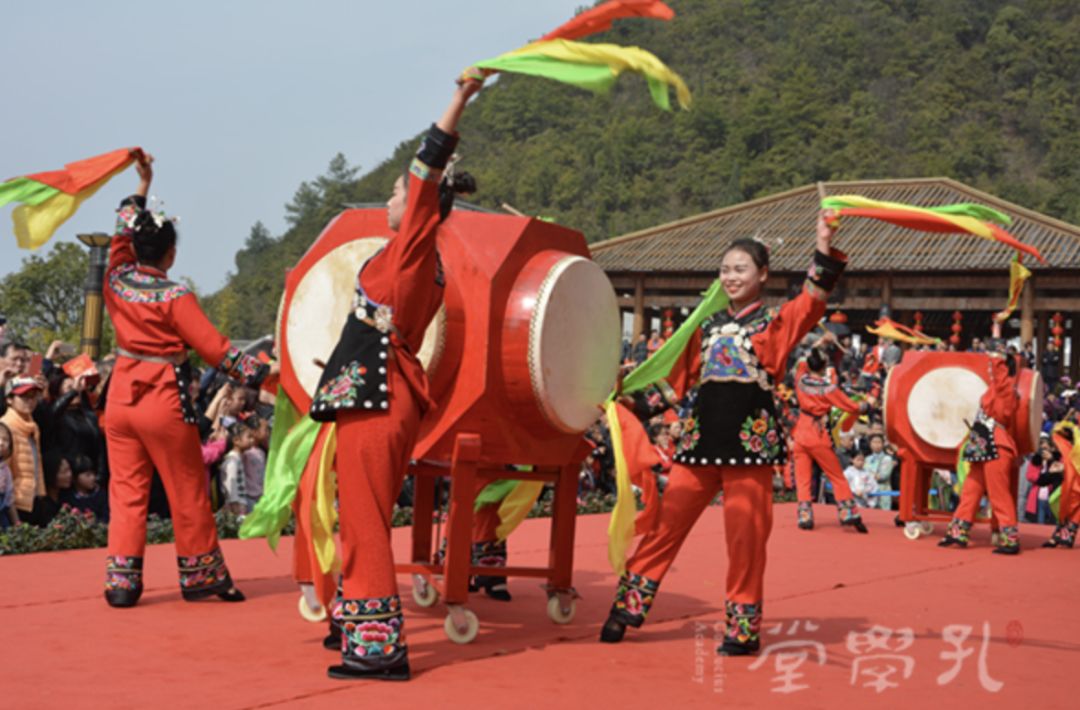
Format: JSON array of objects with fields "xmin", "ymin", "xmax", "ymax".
[
  {"xmin": 276, "ymin": 208, "xmax": 621, "ymax": 463},
  {"xmin": 884, "ymin": 351, "xmax": 1042, "ymax": 464}
]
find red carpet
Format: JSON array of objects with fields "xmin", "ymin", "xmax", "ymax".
[{"xmin": 1, "ymin": 505, "xmax": 1074, "ymax": 709}]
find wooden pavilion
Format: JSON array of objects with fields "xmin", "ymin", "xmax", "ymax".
[{"xmin": 589, "ymin": 178, "xmax": 1080, "ymax": 379}]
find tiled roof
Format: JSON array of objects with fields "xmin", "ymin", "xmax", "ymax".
[{"xmin": 589, "ymin": 178, "xmax": 1080, "ymax": 272}]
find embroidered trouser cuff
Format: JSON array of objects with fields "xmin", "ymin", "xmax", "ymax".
[
  {"xmin": 178, "ymin": 547, "xmax": 232, "ymax": 597},
  {"xmin": 724, "ymin": 601, "xmax": 763, "ymax": 647},
  {"xmin": 105, "ymin": 555, "xmax": 144, "ymax": 593},
  {"xmin": 610, "ymin": 573, "xmax": 660, "ymax": 628},
  {"xmin": 472, "ymin": 540, "xmax": 508, "ymax": 568},
  {"xmin": 334, "ymin": 595, "xmax": 409, "ymax": 671}
]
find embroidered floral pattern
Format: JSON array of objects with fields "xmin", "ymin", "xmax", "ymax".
[
  {"xmin": 945, "ymin": 518, "xmax": 972, "ymax": 545},
  {"xmin": 962, "ymin": 415, "xmax": 999, "ymax": 462},
  {"xmin": 178, "ymin": 548, "xmax": 230, "ymax": 593},
  {"xmin": 996, "ymin": 525, "xmax": 1020, "ymax": 551},
  {"xmin": 108, "ymin": 263, "xmax": 190, "ymax": 304},
  {"xmin": 472, "ymin": 540, "xmax": 508, "ymax": 568},
  {"xmin": 611, "ymin": 572, "xmax": 660, "ymax": 627},
  {"xmin": 739, "ymin": 410, "xmax": 781, "ymax": 459},
  {"xmin": 700, "ymin": 321, "xmax": 771, "ymax": 391},
  {"xmin": 1056, "ymin": 522, "xmax": 1078, "ymax": 546},
  {"xmin": 677, "ymin": 416, "xmax": 701, "ymax": 454},
  {"xmin": 217, "ymin": 346, "xmax": 265, "ymax": 385},
  {"xmin": 333, "ymin": 594, "xmax": 408, "ymax": 668},
  {"xmin": 315, "ymin": 362, "xmax": 368, "ymax": 410},
  {"xmin": 105, "ymin": 555, "xmax": 143, "ymax": 592},
  {"xmin": 115, "ymin": 203, "xmax": 140, "ymax": 236},
  {"xmin": 724, "ymin": 601, "xmax": 763, "ymax": 647},
  {"xmin": 837, "ymin": 498, "xmax": 861, "ymax": 523}
]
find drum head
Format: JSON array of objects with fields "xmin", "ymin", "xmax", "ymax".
[
  {"xmin": 527, "ymin": 256, "xmax": 620, "ymax": 433},
  {"xmin": 281, "ymin": 236, "xmax": 445, "ymax": 405},
  {"xmin": 906, "ymin": 366, "xmax": 988, "ymax": 449}
]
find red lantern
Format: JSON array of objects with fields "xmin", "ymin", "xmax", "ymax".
[
  {"xmin": 913, "ymin": 311, "xmax": 924, "ymax": 334},
  {"xmin": 829, "ymin": 311, "xmax": 848, "ymax": 324},
  {"xmin": 950, "ymin": 311, "xmax": 963, "ymax": 347},
  {"xmin": 1052, "ymin": 312, "xmax": 1065, "ymax": 349},
  {"xmin": 663, "ymin": 308, "xmax": 674, "ymax": 339}
]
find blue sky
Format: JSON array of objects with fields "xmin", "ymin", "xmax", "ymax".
[{"xmin": 0, "ymin": 0, "xmax": 583, "ymax": 291}]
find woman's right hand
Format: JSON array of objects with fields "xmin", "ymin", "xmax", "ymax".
[
  {"xmin": 816, "ymin": 209, "xmax": 838, "ymax": 255},
  {"xmin": 134, "ymin": 151, "xmax": 154, "ymax": 197}
]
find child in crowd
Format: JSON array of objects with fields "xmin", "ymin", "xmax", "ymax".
[
  {"xmin": 241, "ymin": 415, "xmax": 268, "ymax": 506},
  {"xmin": 0, "ymin": 422, "xmax": 19, "ymax": 528},
  {"xmin": 865, "ymin": 434, "xmax": 896, "ymax": 510},
  {"xmin": 64, "ymin": 453, "xmax": 109, "ymax": 522},
  {"xmin": 844, "ymin": 452, "xmax": 877, "ymax": 508},
  {"xmin": 36, "ymin": 450, "xmax": 74, "ymax": 526},
  {"xmin": 221, "ymin": 421, "xmax": 256, "ymax": 515}
]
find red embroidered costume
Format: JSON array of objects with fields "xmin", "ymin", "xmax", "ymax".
[
  {"xmin": 790, "ymin": 359, "xmax": 869, "ymax": 530},
  {"xmin": 606, "ymin": 248, "xmax": 847, "ymax": 655},
  {"xmin": 940, "ymin": 353, "xmax": 1022, "ymax": 553},
  {"xmin": 311, "ymin": 122, "xmax": 460, "ymax": 678},
  {"xmin": 103, "ymin": 195, "xmax": 266, "ymax": 605}
]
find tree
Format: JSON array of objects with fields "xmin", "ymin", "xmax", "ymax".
[{"xmin": 0, "ymin": 242, "xmax": 95, "ymax": 351}]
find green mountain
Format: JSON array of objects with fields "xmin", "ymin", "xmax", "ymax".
[{"xmin": 206, "ymin": 0, "xmax": 1080, "ymax": 338}]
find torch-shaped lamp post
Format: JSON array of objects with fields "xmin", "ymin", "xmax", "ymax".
[{"xmin": 77, "ymin": 232, "xmax": 112, "ymax": 359}]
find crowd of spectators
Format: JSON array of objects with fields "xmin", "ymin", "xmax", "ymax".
[{"xmin": 0, "ymin": 327, "xmax": 274, "ymax": 533}]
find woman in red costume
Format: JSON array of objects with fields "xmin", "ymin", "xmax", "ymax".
[
  {"xmin": 939, "ymin": 352, "xmax": 1023, "ymax": 554},
  {"xmin": 1044, "ymin": 419, "xmax": 1080, "ymax": 548},
  {"xmin": 310, "ymin": 71, "xmax": 483, "ymax": 681},
  {"xmin": 601, "ymin": 212, "xmax": 848, "ymax": 656},
  {"xmin": 103, "ymin": 152, "xmax": 269, "ymax": 607},
  {"xmin": 790, "ymin": 344, "xmax": 873, "ymax": 532}
]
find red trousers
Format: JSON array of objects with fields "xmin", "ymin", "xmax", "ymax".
[
  {"xmin": 627, "ymin": 464, "xmax": 773, "ymax": 604},
  {"xmin": 791, "ymin": 421, "xmax": 853, "ymax": 504},
  {"xmin": 105, "ymin": 388, "xmax": 219, "ymax": 559},
  {"xmin": 336, "ymin": 366, "xmax": 420, "ymax": 600},
  {"xmin": 955, "ymin": 431, "xmax": 1017, "ymax": 528},
  {"xmin": 473, "ymin": 491, "xmax": 500, "ymax": 543}
]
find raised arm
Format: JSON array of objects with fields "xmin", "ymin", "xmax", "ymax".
[
  {"xmin": 108, "ymin": 151, "xmax": 154, "ymax": 273},
  {"xmin": 754, "ymin": 211, "xmax": 847, "ymax": 379}
]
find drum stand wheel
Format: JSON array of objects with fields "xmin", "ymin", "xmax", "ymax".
[
  {"xmin": 919, "ymin": 521, "xmax": 934, "ymax": 536},
  {"xmin": 444, "ymin": 605, "xmax": 479, "ymax": 644},
  {"xmin": 546, "ymin": 595, "xmax": 577, "ymax": 624},
  {"xmin": 412, "ymin": 574, "xmax": 440, "ymax": 608},
  {"xmin": 903, "ymin": 522, "xmax": 923, "ymax": 540},
  {"xmin": 298, "ymin": 593, "xmax": 327, "ymax": 623}
]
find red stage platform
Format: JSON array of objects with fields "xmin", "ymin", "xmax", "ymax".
[{"xmin": 1, "ymin": 505, "xmax": 1073, "ymax": 709}]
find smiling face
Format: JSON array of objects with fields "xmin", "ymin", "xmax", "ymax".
[
  {"xmin": 386, "ymin": 176, "xmax": 407, "ymax": 232},
  {"xmin": 720, "ymin": 248, "xmax": 768, "ymax": 305}
]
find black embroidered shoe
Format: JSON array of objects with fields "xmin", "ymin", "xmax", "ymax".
[
  {"xmin": 992, "ymin": 526, "xmax": 1020, "ymax": 555},
  {"xmin": 104, "ymin": 588, "xmax": 142, "ymax": 608},
  {"xmin": 842, "ymin": 517, "xmax": 869, "ymax": 534},
  {"xmin": 471, "ymin": 575, "xmax": 512, "ymax": 602},
  {"xmin": 938, "ymin": 519, "xmax": 971, "ymax": 548},
  {"xmin": 797, "ymin": 502, "xmax": 814, "ymax": 530},
  {"xmin": 327, "ymin": 662, "xmax": 411, "ymax": 681},
  {"xmin": 599, "ymin": 613, "xmax": 628, "ymax": 643},
  {"xmin": 718, "ymin": 637, "xmax": 761, "ymax": 656},
  {"xmin": 323, "ymin": 618, "xmax": 342, "ymax": 651},
  {"xmin": 217, "ymin": 587, "xmax": 246, "ymax": 602}
]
